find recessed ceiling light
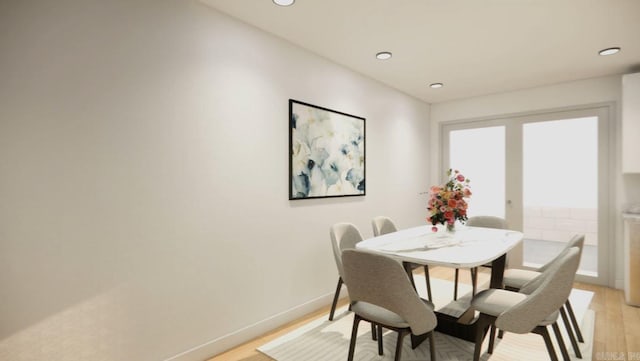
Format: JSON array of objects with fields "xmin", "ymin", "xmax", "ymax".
[
  {"xmin": 430, "ymin": 83, "xmax": 444, "ymax": 89},
  {"xmin": 376, "ymin": 51, "xmax": 392, "ymax": 60},
  {"xmin": 599, "ymin": 47, "xmax": 621, "ymax": 56},
  {"xmin": 273, "ymin": 0, "xmax": 294, "ymax": 6}
]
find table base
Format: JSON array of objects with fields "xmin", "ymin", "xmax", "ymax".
[{"xmin": 408, "ymin": 254, "xmax": 506, "ymax": 346}]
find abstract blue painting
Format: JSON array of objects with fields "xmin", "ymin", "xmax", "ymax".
[{"xmin": 289, "ymin": 100, "xmax": 365, "ymax": 200}]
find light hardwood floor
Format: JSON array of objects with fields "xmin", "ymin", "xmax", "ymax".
[{"xmin": 209, "ymin": 266, "xmax": 640, "ymax": 361}]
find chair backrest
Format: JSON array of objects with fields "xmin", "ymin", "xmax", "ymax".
[
  {"xmin": 371, "ymin": 216, "xmax": 399, "ymax": 237},
  {"xmin": 538, "ymin": 234, "xmax": 585, "ymax": 273},
  {"xmin": 341, "ymin": 249, "xmax": 437, "ymax": 335},
  {"xmin": 330, "ymin": 223, "xmax": 364, "ymax": 279},
  {"xmin": 496, "ymin": 247, "xmax": 581, "ymax": 334},
  {"xmin": 465, "ymin": 216, "xmax": 508, "ymax": 229},
  {"xmin": 520, "ymin": 234, "xmax": 585, "ymax": 294}
]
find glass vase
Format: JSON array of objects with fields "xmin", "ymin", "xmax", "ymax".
[{"xmin": 446, "ymin": 223, "xmax": 456, "ymax": 233}]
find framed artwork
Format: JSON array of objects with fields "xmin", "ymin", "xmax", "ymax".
[{"xmin": 289, "ymin": 99, "xmax": 366, "ymax": 200}]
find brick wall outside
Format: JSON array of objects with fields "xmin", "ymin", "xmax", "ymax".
[{"xmin": 523, "ymin": 206, "xmax": 598, "ymax": 246}]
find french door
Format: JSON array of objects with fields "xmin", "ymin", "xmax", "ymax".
[{"xmin": 442, "ymin": 106, "xmax": 611, "ymax": 285}]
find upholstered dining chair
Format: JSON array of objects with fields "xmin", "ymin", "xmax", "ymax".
[
  {"xmin": 329, "ymin": 223, "xmax": 364, "ymax": 321},
  {"xmin": 372, "ymin": 216, "xmax": 433, "ymax": 301},
  {"xmin": 501, "ymin": 234, "xmax": 586, "ymax": 358},
  {"xmin": 342, "ymin": 249, "xmax": 438, "ymax": 361},
  {"xmin": 470, "ymin": 247, "xmax": 581, "ymax": 361},
  {"xmin": 329, "ymin": 223, "xmax": 381, "ymax": 346},
  {"xmin": 453, "ymin": 216, "xmax": 508, "ymax": 300}
]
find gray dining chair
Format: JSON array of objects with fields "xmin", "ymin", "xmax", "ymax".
[
  {"xmin": 501, "ymin": 234, "xmax": 586, "ymax": 358},
  {"xmin": 329, "ymin": 223, "xmax": 380, "ymax": 344},
  {"xmin": 329, "ymin": 223, "xmax": 363, "ymax": 321},
  {"xmin": 342, "ymin": 249, "xmax": 438, "ymax": 361},
  {"xmin": 470, "ymin": 247, "xmax": 581, "ymax": 361},
  {"xmin": 372, "ymin": 216, "xmax": 432, "ymax": 301},
  {"xmin": 453, "ymin": 216, "xmax": 508, "ymax": 300}
]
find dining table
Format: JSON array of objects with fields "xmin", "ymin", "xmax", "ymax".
[{"xmin": 356, "ymin": 224, "xmax": 524, "ymax": 344}]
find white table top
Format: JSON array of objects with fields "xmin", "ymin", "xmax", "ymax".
[{"xmin": 357, "ymin": 225, "xmax": 524, "ymax": 268}]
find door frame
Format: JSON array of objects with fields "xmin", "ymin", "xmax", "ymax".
[{"xmin": 440, "ymin": 103, "xmax": 615, "ymax": 286}]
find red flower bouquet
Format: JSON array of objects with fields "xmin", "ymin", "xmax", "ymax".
[{"xmin": 426, "ymin": 169, "xmax": 472, "ymax": 232}]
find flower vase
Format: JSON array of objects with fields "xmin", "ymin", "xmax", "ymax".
[{"xmin": 446, "ymin": 223, "xmax": 456, "ymax": 233}]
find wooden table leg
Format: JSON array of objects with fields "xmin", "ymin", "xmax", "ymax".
[{"xmin": 489, "ymin": 254, "xmax": 506, "ymax": 289}]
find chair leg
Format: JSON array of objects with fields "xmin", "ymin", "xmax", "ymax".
[
  {"xmin": 488, "ymin": 324, "xmax": 496, "ymax": 354},
  {"xmin": 424, "ymin": 266, "xmax": 433, "ymax": 302},
  {"xmin": 470, "ymin": 267, "xmax": 478, "ymax": 296},
  {"xmin": 565, "ymin": 300, "xmax": 585, "ymax": 343},
  {"xmin": 473, "ymin": 314, "xmax": 493, "ymax": 361},
  {"xmin": 498, "ymin": 329, "xmax": 504, "ymax": 339},
  {"xmin": 347, "ymin": 315, "xmax": 361, "ymax": 361},
  {"xmin": 329, "ymin": 277, "xmax": 343, "ymax": 321},
  {"xmin": 535, "ymin": 326, "xmax": 559, "ymax": 361},
  {"xmin": 377, "ymin": 325, "xmax": 384, "ymax": 355},
  {"xmin": 429, "ymin": 331, "xmax": 437, "ymax": 361},
  {"xmin": 394, "ymin": 330, "xmax": 407, "ymax": 361},
  {"xmin": 403, "ymin": 262, "xmax": 418, "ymax": 291},
  {"xmin": 454, "ymin": 268, "xmax": 459, "ymax": 300},
  {"xmin": 552, "ymin": 322, "xmax": 571, "ymax": 361},
  {"xmin": 371, "ymin": 323, "xmax": 377, "ymax": 340},
  {"xmin": 560, "ymin": 306, "xmax": 582, "ymax": 358}
]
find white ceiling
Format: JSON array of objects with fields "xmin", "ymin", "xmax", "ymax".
[{"xmin": 201, "ymin": 0, "xmax": 640, "ymax": 103}]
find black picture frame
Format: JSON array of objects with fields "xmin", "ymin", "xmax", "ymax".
[{"xmin": 289, "ymin": 99, "xmax": 366, "ymax": 200}]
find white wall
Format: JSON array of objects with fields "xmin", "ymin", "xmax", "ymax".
[
  {"xmin": 0, "ymin": 1, "xmax": 431, "ymax": 360},
  {"xmin": 430, "ymin": 75, "xmax": 640, "ymax": 289}
]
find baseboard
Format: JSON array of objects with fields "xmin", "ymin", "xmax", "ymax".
[
  {"xmin": 615, "ymin": 279, "xmax": 624, "ymax": 290},
  {"xmin": 163, "ymin": 288, "xmax": 345, "ymax": 361}
]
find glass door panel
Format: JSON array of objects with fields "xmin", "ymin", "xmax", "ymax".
[
  {"xmin": 443, "ymin": 106, "xmax": 610, "ymax": 285},
  {"xmin": 522, "ymin": 117, "xmax": 598, "ymax": 276},
  {"xmin": 449, "ymin": 126, "xmax": 506, "ymax": 219}
]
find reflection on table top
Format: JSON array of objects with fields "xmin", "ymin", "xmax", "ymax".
[{"xmin": 357, "ymin": 225, "xmax": 523, "ymax": 268}]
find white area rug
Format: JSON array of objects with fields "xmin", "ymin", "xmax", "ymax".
[{"xmin": 258, "ymin": 277, "xmax": 594, "ymax": 361}]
